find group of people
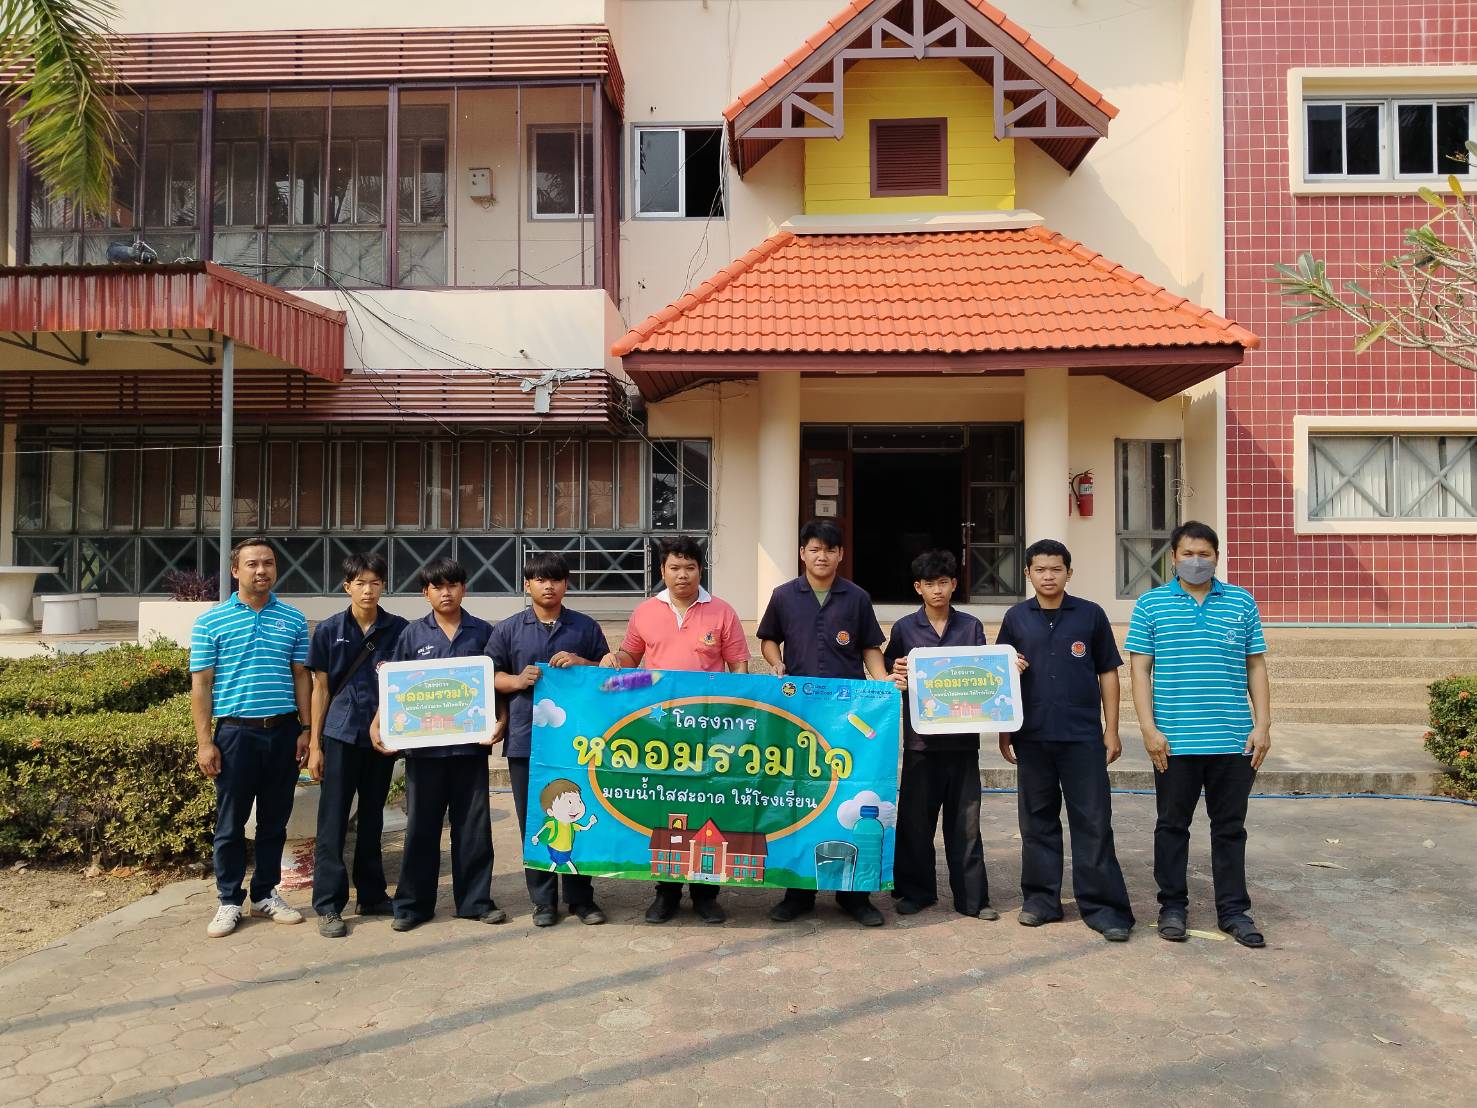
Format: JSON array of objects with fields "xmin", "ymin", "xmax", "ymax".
[{"xmin": 189, "ymin": 517, "xmax": 1271, "ymax": 949}]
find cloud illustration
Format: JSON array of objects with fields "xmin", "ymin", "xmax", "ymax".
[
  {"xmin": 531, "ymin": 698, "xmax": 567, "ymax": 728},
  {"xmin": 836, "ymin": 790, "xmax": 898, "ymax": 830}
]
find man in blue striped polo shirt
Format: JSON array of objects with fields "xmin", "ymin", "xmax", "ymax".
[
  {"xmin": 191, "ymin": 536, "xmax": 312, "ymax": 939},
  {"xmin": 1125, "ymin": 521, "xmax": 1272, "ymax": 949}
]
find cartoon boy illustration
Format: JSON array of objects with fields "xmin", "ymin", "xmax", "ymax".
[{"xmin": 531, "ymin": 779, "xmax": 598, "ymax": 874}]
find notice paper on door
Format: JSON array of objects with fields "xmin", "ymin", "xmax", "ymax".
[
  {"xmin": 815, "ymin": 499, "xmax": 838, "ymax": 517},
  {"xmin": 816, "ymin": 478, "xmax": 840, "ymax": 496}
]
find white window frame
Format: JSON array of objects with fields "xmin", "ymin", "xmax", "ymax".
[
  {"xmin": 631, "ymin": 123, "xmax": 727, "ymax": 220},
  {"xmin": 1392, "ymin": 99, "xmax": 1475, "ymax": 180},
  {"xmin": 1293, "ymin": 415, "xmax": 1477, "ymax": 535},
  {"xmin": 1289, "ymin": 67, "xmax": 1477, "ymax": 195},
  {"xmin": 529, "ymin": 124, "xmax": 593, "ymax": 222},
  {"xmin": 1302, "ymin": 100, "xmax": 1388, "ymax": 181}
]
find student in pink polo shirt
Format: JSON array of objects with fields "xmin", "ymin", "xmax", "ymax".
[{"xmin": 601, "ymin": 536, "xmax": 750, "ymax": 924}]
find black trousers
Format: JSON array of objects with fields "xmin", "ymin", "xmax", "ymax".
[
  {"xmin": 1015, "ymin": 738, "xmax": 1134, "ymax": 931},
  {"xmin": 311, "ymin": 738, "xmax": 396, "ymax": 916},
  {"xmin": 393, "ymin": 753, "xmax": 493, "ymax": 921},
  {"xmin": 892, "ymin": 748, "xmax": 988, "ymax": 915},
  {"xmin": 654, "ymin": 880, "xmax": 719, "ymax": 904},
  {"xmin": 1153, "ymin": 753, "xmax": 1256, "ymax": 924},
  {"xmin": 508, "ymin": 757, "xmax": 595, "ymax": 910},
  {"xmin": 212, "ymin": 719, "xmax": 301, "ymax": 906}
]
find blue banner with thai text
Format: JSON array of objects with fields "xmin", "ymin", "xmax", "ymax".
[{"xmin": 524, "ymin": 666, "xmax": 901, "ymax": 892}]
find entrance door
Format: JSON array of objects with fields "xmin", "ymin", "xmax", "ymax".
[{"xmin": 852, "ymin": 452, "xmax": 963, "ymax": 602}]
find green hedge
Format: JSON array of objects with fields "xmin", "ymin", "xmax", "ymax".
[
  {"xmin": 0, "ymin": 642, "xmax": 189, "ymax": 717},
  {"xmin": 1426, "ymin": 676, "xmax": 1477, "ymax": 796},
  {"xmin": 0, "ymin": 694, "xmax": 214, "ymax": 863}
]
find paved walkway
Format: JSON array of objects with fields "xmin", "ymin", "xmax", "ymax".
[{"xmin": 3, "ymin": 793, "xmax": 1474, "ymax": 1106}]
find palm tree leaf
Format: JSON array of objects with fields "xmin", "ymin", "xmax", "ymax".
[{"xmin": 2, "ymin": 0, "xmax": 124, "ymax": 220}]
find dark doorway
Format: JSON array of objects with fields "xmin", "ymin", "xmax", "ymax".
[{"xmin": 850, "ymin": 452, "xmax": 963, "ymax": 603}]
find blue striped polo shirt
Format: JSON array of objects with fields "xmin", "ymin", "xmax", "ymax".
[
  {"xmin": 1123, "ymin": 577, "xmax": 1267, "ymax": 756},
  {"xmin": 190, "ymin": 593, "xmax": 311, "ymax": 719}
]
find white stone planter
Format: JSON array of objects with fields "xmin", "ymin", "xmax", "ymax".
[{"xmin": 137, "ymin": 600, "xmax": 216, "ymax": 647}]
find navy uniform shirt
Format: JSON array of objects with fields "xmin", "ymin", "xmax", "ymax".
[
  {"xmin": 996, "ymin": 594, "xmax": 1122, "ymax": 743},
  {"xmin": 384, "ymin": 609, "xmax": 494, "ymax": 759},
  {"xmin": 486, "ymin": 607, "xmax": 609, "ymax": 760},
  {"xmin": 756, "ymin": 576, "xmax": 884, "ymax": 680},
  {"xmin": 883, "ymin": 607, "xmax": 988, "ymax": 751},
  {"xmin": 307, "ymin": 607, "xmax": 408, "ymax": 746}
]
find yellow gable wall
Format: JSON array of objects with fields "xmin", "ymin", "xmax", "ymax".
[{"xmin": 803, "ymin": 57, "xmax": 1015, "ymax": 214}]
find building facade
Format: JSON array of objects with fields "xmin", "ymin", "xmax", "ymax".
[
  {"xmin": 1223, "ymin": 0, "xmax": 1477, "ymax": 624},
  {"xmin": 2, "ymin": 0, "xmax": 1252, "ymax": 625}
]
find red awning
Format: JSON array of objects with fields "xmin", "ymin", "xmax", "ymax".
[{"xmin": 0, "ymin": 262, "xmax": 346, "ymax": 382}]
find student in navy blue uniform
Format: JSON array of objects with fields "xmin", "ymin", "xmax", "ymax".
[
  {"xmin": 370, "ymin": 557, "xmax": 506, "ymax": 931},
  {"xmin": 995, "ymin": 539, "xmax": 1134, "ymax": 942},
  {"xmin": 759, "ymin": 520, "xmax": 891, "ymax": 927},
  {"xmin": 884, "ymin": 549, "xmax": 997, "ymax": 921},
  {"xmin": 488, "ymin": 552, "xmax": 610, "ymax": 928},
  {"xmin": 306, "ymin": 552, "xmax": 408, "ymax": 938},
  {"xmin": 190, "ymin": 537, "xmax": 312, "ymax": 939}
]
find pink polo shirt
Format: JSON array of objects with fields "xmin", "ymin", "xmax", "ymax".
[{"xmin": 620, "ymin": 588, "xmax": 751, "ymax": 673}]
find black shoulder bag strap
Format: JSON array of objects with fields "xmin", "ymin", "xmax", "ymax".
[{"xmin": 330, "ymin": 632, "xmax": 381, "ymax": 702}]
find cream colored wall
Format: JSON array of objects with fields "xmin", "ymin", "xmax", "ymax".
[
  {"xmin": 110, "ymin": 1, "xmax": 610, "ymax": 33},
  {"xmin": 293, "ymin": 288, "xmax": 618, "ymax": 373},
  {"xmin": 452, "ymin": 86, "xmax": 599, "ymax": 288}
]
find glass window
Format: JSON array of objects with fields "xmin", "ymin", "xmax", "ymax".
[
  {"xmin": 76, "ymin": 449, "xmax": 106, "ymax": 530},
  {"xmin": 635, "ymin": 126, "xmax": 725, "ymax": 219},
  {"xmin": 532, "ymin": 127, "xmax": 594, "ymax": 218},
  {"xmin": 1310, "ymin": 434, "xmax": 1476, "ymax": 520},
  {"xmin": 397, "ymin": 96, "xmax": 450, "ymax": 286},
  {"xmin": 1305, "ymin": 97, "xmax": 1476, "ymax": 181},
  {"xmin": 1117, "ymin": 440, "xmax": 1181, "ymax": 598},
  {"xmin": 457, "ymin": 440, "xmax": 487, "ymax": 530},
  {"xmin": 393, "ymin": 442, "xmax": 422, "ymax": 527},
  {"xmin": 15, "ymin": 448, "xmax": 44, "ymax": 532},
  {"xmin": 587, "ymin": 441, "xmax": 614, "ymax": 528},
  {"xmin": 554, "ymin": 442, "xmax": 582, "ymax": 528},
  {"xmin": 490, "ymin": 443, "xmax": 516, "ymax": 529},
  {"xmin": 523, "ymin": 442, "xmax": 550, "ymax": 529}
]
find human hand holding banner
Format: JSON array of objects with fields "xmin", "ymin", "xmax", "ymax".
[{"xmin": 524, "ymin": 666, "xmax": 901, "ymax": 892}]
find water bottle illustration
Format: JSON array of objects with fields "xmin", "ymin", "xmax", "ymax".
[{"xmin": 851, "ymin": 804, "xmax": 885, "ymax": 891}]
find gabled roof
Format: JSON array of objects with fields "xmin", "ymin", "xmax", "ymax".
[
  {"xmin": 724, "ymin": 0, "xmax": 1118, "ymax": 174},
  {"xmin": 612, "ymin": 227, "xmax": 1259, "ymax": 402}
]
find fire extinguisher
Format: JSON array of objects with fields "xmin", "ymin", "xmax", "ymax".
[{"xmin": 1069, "ymin": 469, "xmax": 1095, "ymax": 517}]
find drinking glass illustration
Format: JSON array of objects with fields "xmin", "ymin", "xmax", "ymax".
[{"xmin": 814, "ymin": 841, "xmax": 857, "ymax": 890}]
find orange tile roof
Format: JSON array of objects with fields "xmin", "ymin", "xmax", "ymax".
[
  {"xmin": 723, "ymin": 0, "xmax": 1118, "ymax": 125},
  {"xmin": 612, "ymin": 227, "xmax": 1258, "ymax": 358}
]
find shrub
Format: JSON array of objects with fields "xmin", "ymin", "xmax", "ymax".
[
  {"xmin": 0, "ymin": 642, "xmax": 189, "ymax": 717},
  {"xmin": 1425, "ymin": 676, "xmax": 1477, "ymax": 797},
  {"xmin": 161, "ymin": 570, "xmax": 219, "ymax": 602},
  {"xmin": 0, "ymin": 695, "xmax": 214, "ymax": 863}
]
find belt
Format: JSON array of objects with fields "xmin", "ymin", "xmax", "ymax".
[{"xmin": 217, "ymin": 713, "xmax": 300, "ymax": 730}]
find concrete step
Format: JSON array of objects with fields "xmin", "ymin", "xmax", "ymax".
[
  {"xmin": 1262, "ymin": 656, "xmax": 1469, "ymax": 681},
  {"xmin": 1117, "ymin": 676, "xmax": 1433, "ymax": 708},
  {"xmin": 1120, "ymin": 701, "xmax": 1430, "ymax": 726}
]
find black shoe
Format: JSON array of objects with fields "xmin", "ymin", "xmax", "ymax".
[
  {"xmin": 768, "ymin": 896, "xmax": 814, "ymax": 923},
  {"xmin": 532, "ymin": 905, "xmax": 559, "ymax": 928},
  {"xmin": 317, "ymin": 911, "xmax": 347, "ymax": 938},
  {"xmin": 645, "ymin": 894, "xmax": 680, "ymax": 924},
  {"xmin": 1101, "ymin": 927, "xmax": 1132, "ymax": 943},
  {"xmin": 1157, "ymin": 911, "xmax": 1188, "ymax": 942},
  {"xmin": 842, "ymin": 897, "xmax": 884, "ymax": 927},
  {"xmin": 572, "ymin": 903, "xmax": 607, "ymax": 925},
  {"xmin": 972, "ymin": 905, "xmax": 1001, "ymax": 922},
  {"xmin": 391, "ymin": 915, "xmax": 423, "ymax": 933},
  {"xmin": 1220, "ymin": 918, "xmax": 1265, "ymax": 948},
  {"xmin": 1017, "ymin": 909, "xmax": 1047, "ymax": 927},
  {"xmin": 479, "ymin": 905, "xmax": 508, "ymax": 925},
  {"xmin": 355, "ymin": 899, "xmax": 393, "ymax": 917},
  {"xmin": 893, "ymin": 897, "xmax": 930, "ymax": 916},
  {"xmin": 694, "ymin": 899, "xmax": 727, "ymax": 925}
]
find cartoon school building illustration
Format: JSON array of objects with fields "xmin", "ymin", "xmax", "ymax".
[{"xmin": 648, "ymin": 815, "xmax": 768, "ymax": 883}]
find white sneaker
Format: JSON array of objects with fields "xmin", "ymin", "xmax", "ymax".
[
  {"xmin": 251, "ymin": 891, "xmax": 304, "ymax": 925},
  {"xmin": 207, "ymin": 904, "xmax": 242, "ymax": 938}
]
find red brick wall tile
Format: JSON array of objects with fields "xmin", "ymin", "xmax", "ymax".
[{"xmin": 1224, "ymin": 0, "xmax": 1477, "ymax": 623}]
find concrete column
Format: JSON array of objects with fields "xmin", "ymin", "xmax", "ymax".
[
  {"xmin": 1023, "ymin": 366, "xmax": 1070, "ymax": 545},
  {"xmin": 755, "ymin": 372, "xmax": 800, "ymax": 614},
  {"xmin": 0, "ymin": 423, "xmax": 17, "ymax": 560}
]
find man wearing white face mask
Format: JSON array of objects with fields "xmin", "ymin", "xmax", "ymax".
[{"xmin": 1125, "ymin": 521, "xmax": 1272, "ymax": 949}]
